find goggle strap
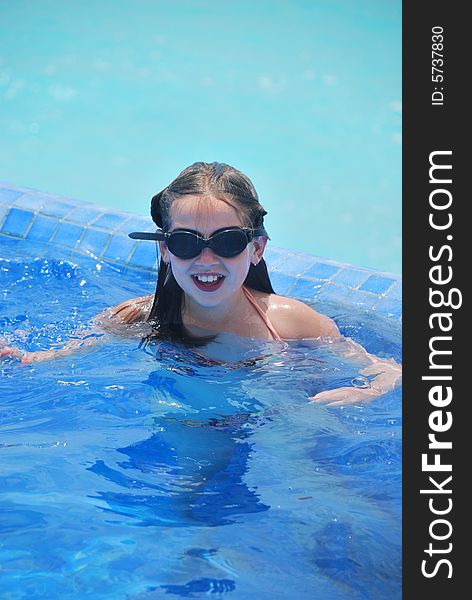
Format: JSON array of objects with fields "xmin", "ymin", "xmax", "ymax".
[{"xmin": 129, "ymin": 231, "xmax": 166, "ymax": 241}]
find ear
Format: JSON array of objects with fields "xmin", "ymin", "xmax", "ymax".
[
  {"xmin": 159, "ymin": 241, "xmax": 170, "ymax": 263},
  {"xmin": 251, "ymin": 236, "xmax": 268, "ymax": 265}
]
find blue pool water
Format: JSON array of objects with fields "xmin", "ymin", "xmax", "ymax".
[{"xmin": 0, "ymin": 236, "xmax": 401, "ymax": 599}]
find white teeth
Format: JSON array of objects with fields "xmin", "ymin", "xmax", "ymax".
[{"xmin": 195, "ymin": 274, "xmax": 220, "ymax": 283}]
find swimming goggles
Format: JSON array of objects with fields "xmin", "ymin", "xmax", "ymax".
[{"xmin": 128, "ymin": 226, "xmax": 268, "ymax": 259}]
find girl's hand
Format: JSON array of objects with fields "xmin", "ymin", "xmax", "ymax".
[
  {"xmin": 0, "ymin": 339, "xmax": 29, "ymax": 364},
  {"xmin": 0, "ymin": 342, "xmax": 54, "ymax": 365},
  {"xmin": 310, "ymin": 385, "xmax": 381, "ymax": 406},
  {"xmin": 1, "ymin": 330, "xmax": 100, "ymax": 365},
  {"xmin": 309, "ymin": 357, "xmax": 402, "ymax": 406}
]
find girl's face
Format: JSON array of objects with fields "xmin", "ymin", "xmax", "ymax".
[{"xmin": 159, "ymin": 195, "xmax": 266, "ymax": 309}]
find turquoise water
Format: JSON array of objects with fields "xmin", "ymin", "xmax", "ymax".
[
  {"xmin": 0, "ymin": 237, "xmax": 401, "ymax": 598},
  {"xmin": 0, "ymin": 0, "xmax": 401, "ymax": 272}
]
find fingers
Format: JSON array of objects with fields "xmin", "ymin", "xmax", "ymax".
[
  {"xmin": 309, "ymin": 386, "xmax": 378, "ymax": 406},
  {"xmin": 361, "ymin": 358, "xmax": 401, "ymax": 376},
  {"xmin": 360, "ymin": 362, "xmax": 403, "ymax": 393},
  {"xmin": 322, "ymin": 399, "xmax": 355, "ymax": 407},
  {"xmin": 1, "ymin": 345, "xmax": 25, "ymax": 361}
]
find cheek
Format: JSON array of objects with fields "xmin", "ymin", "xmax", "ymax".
[
  {"xmin": 227, "ymin": 252, "xmax": 252, "ymax": 279},
  {"xmin": 169, "ymin": 258, "xmax": 187, "ymax": 279}
]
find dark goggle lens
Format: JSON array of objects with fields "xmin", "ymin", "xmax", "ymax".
[
  {"xmin": 212, "ymin": 229, "xmax": 248, "ymax": 257},
  {"xmin": 167, "ymin": 231, "xmax": 201, "ymax": 259},
  {"xmin": 167, "ymin": 229, "xmax": 249, "ymax": 259}
]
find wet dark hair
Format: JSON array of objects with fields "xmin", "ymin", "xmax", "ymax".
[{"xmin": 146, "ymin": 161, "xmax": 275, "ymax": 346}]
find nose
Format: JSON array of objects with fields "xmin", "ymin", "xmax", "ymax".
[{"xmin": 195, "ymin": 246, "xmax": 219, "ymax": 265}]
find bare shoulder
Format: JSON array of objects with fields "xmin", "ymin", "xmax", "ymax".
[
  {"xmin": 261, "ymin": 293, "xmax": 340, "ymax": 340},
  {"xmin": 95, "ymin": 294, "xmax": 154, "ymax": 326}
]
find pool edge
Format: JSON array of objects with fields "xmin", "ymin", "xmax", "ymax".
[{"xmin": 0, "ymin": 182, "xmax": 402, "ymax": 322}]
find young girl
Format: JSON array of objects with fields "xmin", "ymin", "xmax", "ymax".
[{"xmin": 1, "ymin": 162, "xmax": 401, "ymax": 405}]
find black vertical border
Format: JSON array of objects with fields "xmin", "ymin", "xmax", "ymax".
[{"xmin": 403, "ymin": 1, "xmax": 466, "ymax": 597}]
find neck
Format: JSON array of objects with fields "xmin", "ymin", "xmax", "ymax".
[{"xmin": 183, "ymin": 287, "xmax": 247, "ymax": 333}]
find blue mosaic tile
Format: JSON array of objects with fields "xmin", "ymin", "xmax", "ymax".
[
  {"xmin": 102, "ymin": 234, "xmax": 137, "ymax": 262},
  {"xmin": 332, "ymin": 267, "xmax": 370, "ymax": 288},
  {"xmin": 268, "ymin": 271, "xmax": 299, "ymax": 295},
  {"xmin": 65, "ymin": 206, "xmax": 104, "ymax": 225},
  {"xmin": 52, "ymin": 222, "xmax": 85, "ymax": 248},
  {"xmin": 263, "ymin": 246, "xmax": 287, "ymax": 261},
  {"xmin": 128, "ymin": 241, "xmax": 158, "ymax": 270},
  {"xmin": 315, "ymin": 282, "xmax": 355, "ymax": 304},
  {"xmin": 0, "ymin": 205, "xmax": 9, "ymax": 227},
  {"xmin": 271, "ymin": 252, "xmax": 318, "ymax": 277},
  {"xmin": 91, "ymin": 212, "xmax": 128, "ymax": 230},
  {"xmin": 359, "ymin": 275, "xmax": 396, "ymax": 294},
  {"xmin": 264, "ymin": 248, "xmax": 296, "ymax": 269},
  {"xmin": 0, "ymin": 235, "xmax": 21, "ymax": 250},
  {"xmin": 347, "ymin": 288, "xmax": 379, "ymax": 310},
  {"xmin": 290, "ymin": 276, "xmax": 325, "ymax": 299},
  {"xmin": 0, "ymin": 188, "xmax": 23, "ymax": 204},
  {"xmin": 16, "ymin": 192, "xmax": 52, "ymax": 211},
  {"xmin": 26, "ymin": 215, "xmax": 58, "ymax": 242},
  {"xmin": 40, "ymin": 198, "xmax": 76, "ymax": 218},
  {"xmin": 374, "ymin": 297, "xmax": 402, "ymax": 318},
  {"xmin": 102, "ymin": 261, "xmax": 126, "ymax": 274},
  {"xmin": 1, "ymin": 208, "xmax": 34, "ymax": 237},
  {"xmin": 304, "ymin": 262, "xmax": 340, "ymax": 281},
  {"xmin": 387, "ymin": 281, "xmax": 402, "ymax": 301},
  {"xmin": 78, "ymin": 228, "xmax": 111, "ymax": 255}
]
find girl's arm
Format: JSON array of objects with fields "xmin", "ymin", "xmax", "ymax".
[
  {"xmin": 269, "ymin": 295, "xmax": 401, "ymax": 405},
  {"xmin": 0, "ymin": 328, "xmax": 103, "ymax": 364},
  {"xmin": 0, "ymin": 295, "xmax": 154, "ymax": 365},
  {"xmin": 309, "ymin": 337, "xmax": 402, "ymax": 406}
]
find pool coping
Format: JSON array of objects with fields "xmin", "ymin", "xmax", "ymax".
[{"xmin": 0, "ymin": 182, "xmax": 402, "ymax": 321}]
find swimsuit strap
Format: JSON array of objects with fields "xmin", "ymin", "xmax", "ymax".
[{"xmin": 242, "ymin": 286, "xmax": 282, "ymax": 341}]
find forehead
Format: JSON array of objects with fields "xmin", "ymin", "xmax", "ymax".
[{"xmin": 170, "ymin": 195, "xmax": 244, "ymax": 233}]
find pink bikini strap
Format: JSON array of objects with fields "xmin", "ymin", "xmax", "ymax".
[{"xmin": 242, "ymin": 287, "xmax": 282, "ymax": 341}]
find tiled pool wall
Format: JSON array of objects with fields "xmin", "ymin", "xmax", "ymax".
[{"xmin": 0, "ymin": 183, "xmax": 401, "ymax": 321}]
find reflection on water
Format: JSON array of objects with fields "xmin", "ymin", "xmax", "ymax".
[{"xmin": 0, "ymin": 247, "xmax": 401, "ymax": 598}]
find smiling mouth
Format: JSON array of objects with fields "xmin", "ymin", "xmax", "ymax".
[{"xmin": 191, "ymin": 274, "xmax": 225, "ymax": 292}]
